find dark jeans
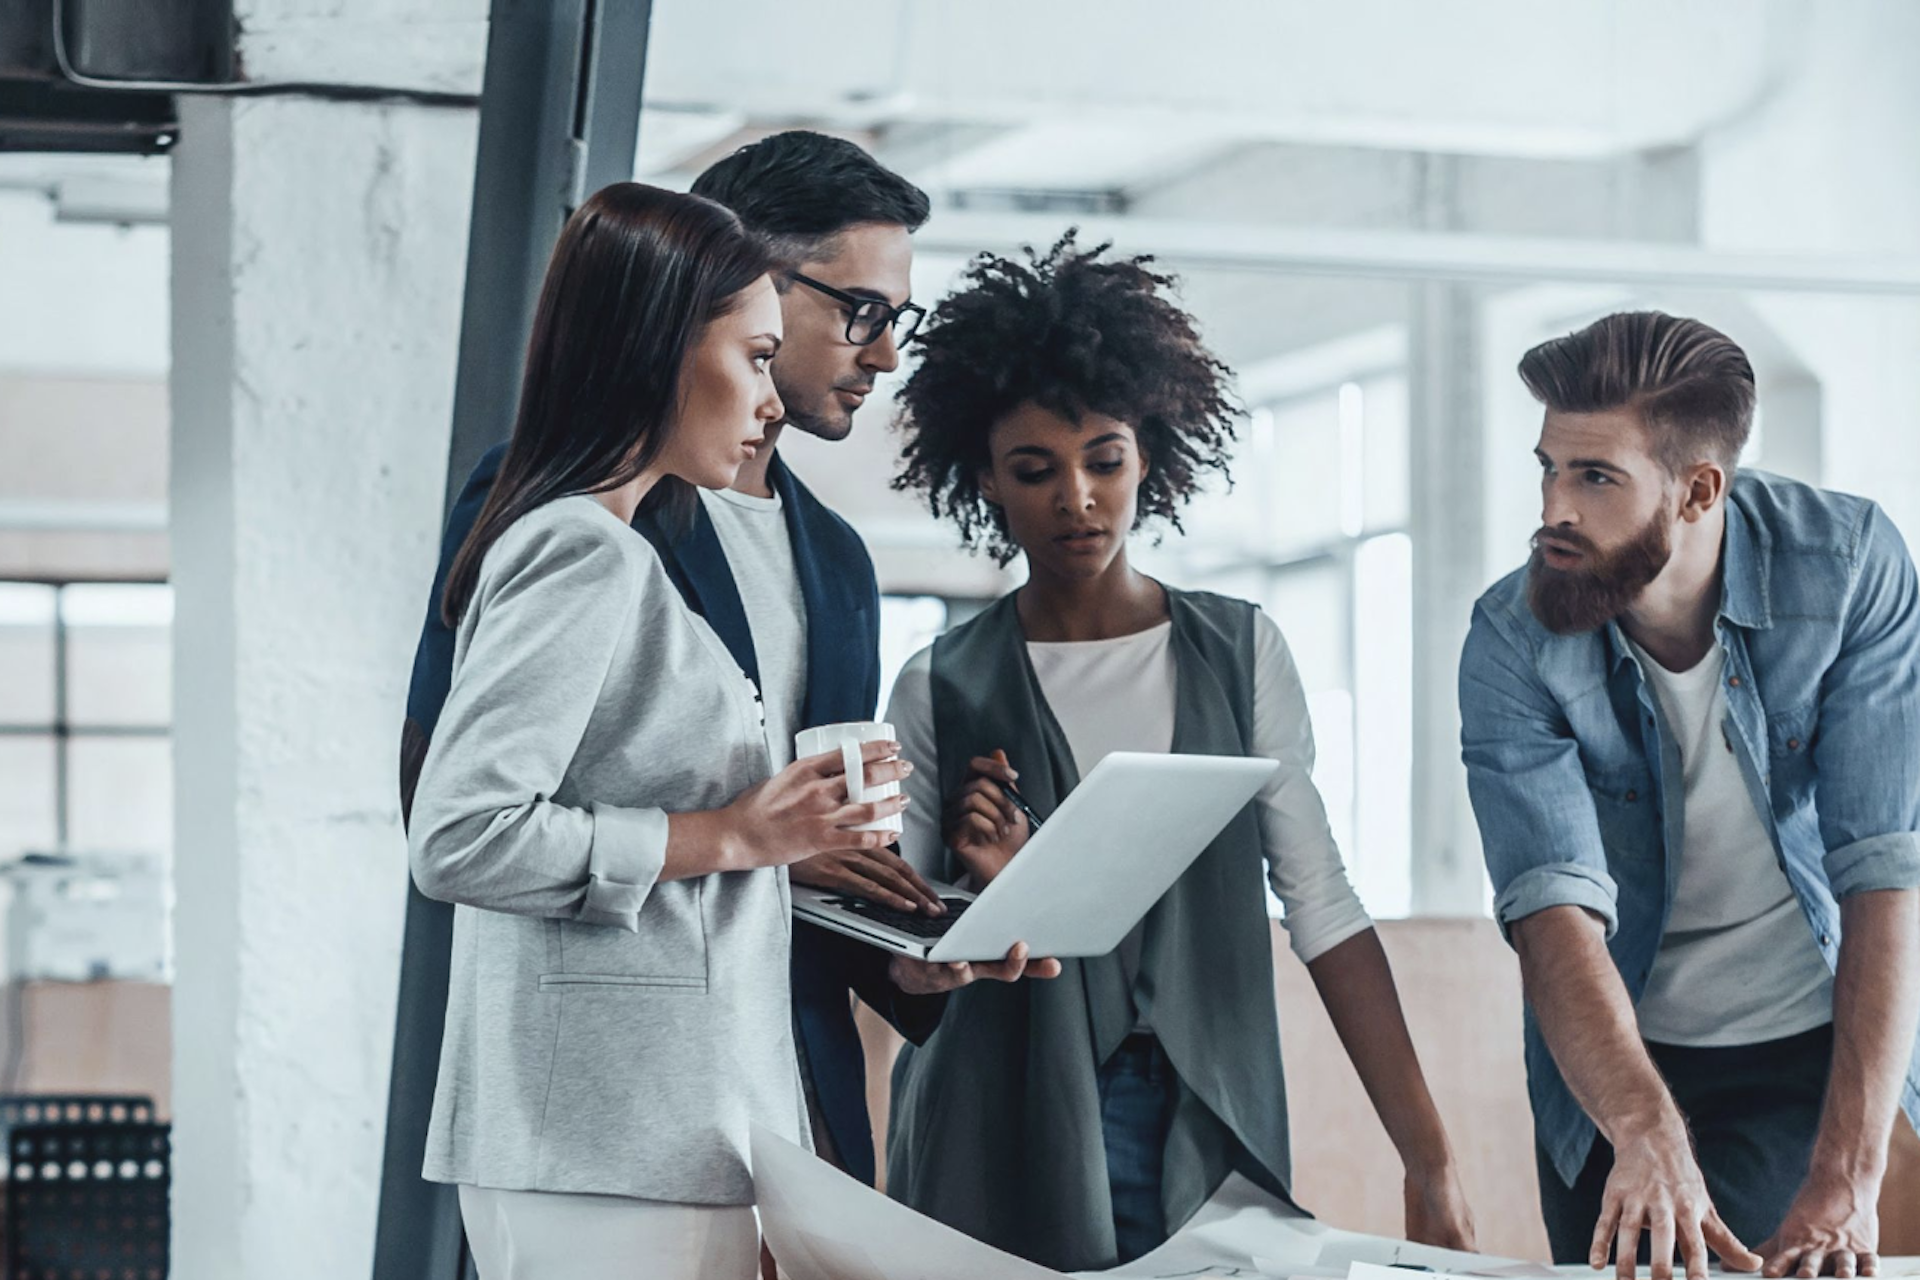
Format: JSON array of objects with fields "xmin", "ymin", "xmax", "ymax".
[
  {"xmin": 1099, "ymin": 1033, "xmax": 1179, "ymax": 1265},
  {"xmin": 1537, "ymin": 1023, "xmax": 1833, "ymax": 1264}
]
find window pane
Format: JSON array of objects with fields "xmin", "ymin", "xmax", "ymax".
[
  {"xmin": 0, "ymin": 735, "xmax": 58, "ymax": 859},
  {"xmin": 1259, "ymin": 563, "xmax": 1345, "ymax": 695},
  {"xmin": 1361, "ymin": 375, "xmax": 1410, "ymax": 530},
  {"xmin": 1263, "ymin": 390, "xmax": 1346, "ymax": 553},
  {"xmin": 877, "ymin": 595, "xmax": 949, "ymax": 716},
  {"xmin": 1352, "ymin": 533, "xmax": 1413, "ymax": 917},
  {"xmin": 0, "ymin": 584, "xmax": 57, "ymax": 724},
  {"xmin": 66, "ymin": 735, "xmax": 172, "ymax": 855},
  {"xmin": 63, "ymin": 584, "xmax": 173, "ymax": 728}
]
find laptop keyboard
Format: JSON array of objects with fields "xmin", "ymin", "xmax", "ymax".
[{"xmin": 834, "ymin": 896, "xmax": 972, "ymax": 939}]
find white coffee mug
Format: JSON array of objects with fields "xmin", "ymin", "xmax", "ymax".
[{"xmin": 794, "ymin": 720, "xmax": 902, "ymax": 835}]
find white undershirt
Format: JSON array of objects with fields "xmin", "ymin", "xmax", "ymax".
[
  {"xmin": 1628, "ymin": 640, "xmax": 1834, "ymax": 1047},
  {"xmin": 886, "ymin": 609, "xmax": 1373, "ymax": 975},
  {"xmin": 700, "ymin": 487, "xmax": 808, "ymax": 770}
]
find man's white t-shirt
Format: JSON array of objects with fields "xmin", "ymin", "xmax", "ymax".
[
  {"xmin": 1628, "ymin": 640, "xmax": 1834, "ymax": 1047},
  {"xmin": 699, "ymin": 487, "xmax": 808, "ymax": 769}
]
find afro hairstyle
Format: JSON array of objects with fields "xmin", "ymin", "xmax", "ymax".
[{"xmin": 891, "ymin": 232, "xmax": 1242, "ymax": 564}]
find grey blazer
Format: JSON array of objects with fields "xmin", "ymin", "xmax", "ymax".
[{"xmin": 408, "ymin": 495, "xmax": 809, "ymax": 1204}]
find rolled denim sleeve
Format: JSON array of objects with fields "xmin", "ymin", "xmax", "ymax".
[
  {"xmin": 1459, "ymin": 602, "xmax": 1620, "ymax": 944},
  {"xmin": 1816, "ymin": 504, "xmax": 1920, "ymax": 898}
]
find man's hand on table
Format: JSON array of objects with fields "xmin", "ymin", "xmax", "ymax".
[
  {"xmin": 1758, "ymin": 1172, "xmax": 1881, "ymax": 1279},
  {"xmin": 1590, "ymin": 1115, "xmax": 1761, "ymax": 1280}
]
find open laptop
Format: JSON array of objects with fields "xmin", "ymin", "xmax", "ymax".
[{"xmin": 792, "ymin": 751, "xmax": 1279, "ymax": 963}]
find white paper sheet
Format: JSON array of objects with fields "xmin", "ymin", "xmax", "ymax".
[
  {"xmin": 751, "ymin": 1130, "xmax": 1920, "ymax": 1280},
  {"xmin": 753, "ymin": 1124, "xmax": 1066, "ymax": 1280}
]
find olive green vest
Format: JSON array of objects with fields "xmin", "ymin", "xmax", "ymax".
[{"xmin": 885, "ymin": 587, "xmax": 1295, "ymax": 1272}]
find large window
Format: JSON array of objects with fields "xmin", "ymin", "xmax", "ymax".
[
  {"xmin": 0, "ymin": 581, "xmax": 173, "ymax": 864},
  {"xmin": 1145, "ymin": 374, "xmax": 1415, "ymax": 916}
]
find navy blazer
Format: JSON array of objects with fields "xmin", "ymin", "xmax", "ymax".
[{"xmin": 401, "ymin": 443, "xmax": 931, "ymax": 1186}]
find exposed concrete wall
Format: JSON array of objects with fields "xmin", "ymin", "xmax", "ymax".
[
  {"xmin": 1699, "ymin": 0, "xmax": 1920, "ymax": 535},
  {"xmin": 168, "ymin": 62, "xmax": 478, "ymax": 1278}
]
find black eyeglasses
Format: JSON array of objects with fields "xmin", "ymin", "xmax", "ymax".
[{"xmin": 789, "ymin": 272, "xmax": 926, "ymax": 347}]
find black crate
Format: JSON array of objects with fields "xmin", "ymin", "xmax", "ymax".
[{"xmin": 5, "ymin": 1119, "xmax": 168, "ymax": 1280}]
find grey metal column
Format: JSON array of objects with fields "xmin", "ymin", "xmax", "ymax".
[
  {"xmin": 373, "ymin": 4, "xmax": 650, "ymax": 1278},
  {"xmin": 443, "ymin": 0, "xmax": 651, "ymax": 508}
]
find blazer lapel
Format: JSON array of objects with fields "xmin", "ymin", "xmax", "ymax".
[
  {"xmin": 772, "ymin": 455, "xmax": 864, "ymax": 727},
  {"xmin": 633, "ymin": 493, "xmax": 760, "ymax": 690}
]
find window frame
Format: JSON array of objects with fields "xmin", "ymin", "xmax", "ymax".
[{"xmin": 0, "ymin": 576, "xmax": 171, "ymax": 854}]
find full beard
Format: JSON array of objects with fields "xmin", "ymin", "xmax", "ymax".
[{"xmin": 1527, "ymin": 510, "xmax": 1674, "ymax": 635}]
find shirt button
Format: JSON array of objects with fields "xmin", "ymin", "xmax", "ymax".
[
  {"xmin": 1728, "ymin": 675, "xmax": 1743, "ymax": 688},
  {"xmin": 1820, "ymin": 933, "xmax": 1833, "ymax": 947},
  {"xmin": 1625, "ymin": 790, "xmax": 1638, "ymax": 802},
  {"xmin": 1787, "ymin": 738, "xmax": 1800, "ymax": 750}
]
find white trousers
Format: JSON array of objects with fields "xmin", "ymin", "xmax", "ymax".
[{"xmin": 458, "ymin": 1185, "xmax": 760, "ymax": 1280}]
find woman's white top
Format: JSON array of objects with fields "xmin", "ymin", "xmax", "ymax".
[{"xmin": 884, "ymin": 610, "xmax": 1373, "ymax": 967}]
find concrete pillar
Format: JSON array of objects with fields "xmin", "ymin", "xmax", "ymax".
[
  {"xmin": 1407, "ymin": 156, "xmax": 1490, "ymax": 916},
  {"xmin": 1407, "ymin": 276, "xmax": 1491, "ymax": 916},
  {"xmin": 169, "ymin": 81, "xmax": 477, "ymax": 1277},
  {"xmin": 1699, "ymin": 0, "xmax": 1920, "ymax": 532}
]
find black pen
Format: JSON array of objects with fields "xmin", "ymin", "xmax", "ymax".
[{"xmin": 995, "ymin": 778, "xmax": 1045, "ymax": 833}]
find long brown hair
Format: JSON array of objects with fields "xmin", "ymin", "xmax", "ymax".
[{"xmin": 441, "ymin": 182, "xmax": 776, "ymax": 626}]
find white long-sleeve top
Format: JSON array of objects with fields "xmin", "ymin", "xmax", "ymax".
[{"xmin": 883, "ymin": 609, "xmax": 1373, "ymax": 966}]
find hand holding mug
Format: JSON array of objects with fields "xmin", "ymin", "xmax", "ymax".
[{"xmin": 721, "ymin": 738, "xmax": 911, "ymax": 870}]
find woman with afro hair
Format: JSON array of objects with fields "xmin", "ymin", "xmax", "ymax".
[{"xmin": 880, "ymin": 235, "xmax": 1478, "ymax": 1269}]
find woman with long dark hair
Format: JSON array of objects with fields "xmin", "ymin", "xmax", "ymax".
[
  {"xmin": 882, "ymin": 236, "xmax": 1477, "ymax": 1271},
  {"xmin": 407, "ymin": 183, "xmax": 911, "ymax": 1279}
]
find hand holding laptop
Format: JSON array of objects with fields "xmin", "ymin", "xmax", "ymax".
[{"xmin": 887, "ymin": 941, "xmax": 1061, "ymax": 994}]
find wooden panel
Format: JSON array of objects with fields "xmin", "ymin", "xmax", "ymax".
[
  {"xmin": 1270, "ymin": 917, "xmax": 1548, "ymax": 1259},
  {"xmin": 0, "ymin": 981, "xmax": 171, "ymax": 1118}
]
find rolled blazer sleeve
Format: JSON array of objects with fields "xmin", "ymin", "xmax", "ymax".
[{"xmin": 409, "ymin": 509, "xmax": 668, "ymax": 930}]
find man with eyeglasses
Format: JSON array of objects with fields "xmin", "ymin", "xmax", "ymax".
[{"xmin": 399, "ymin": 132, "xmax": 1041, "ymax": 1215}]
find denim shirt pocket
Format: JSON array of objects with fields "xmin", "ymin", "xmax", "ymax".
[{"xmin": 1588, "ymin": 767, "xmax": 1662, "ymax": 867}]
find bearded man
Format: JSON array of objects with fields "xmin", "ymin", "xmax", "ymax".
[{"xmin": 1457, "ymin": 311, "xmax": 1920, "ymax": 1280}]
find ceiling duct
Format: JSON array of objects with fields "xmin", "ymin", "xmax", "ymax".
[{"xmin": 0, "ymin": 0, "xmax": 213, "ymax": 153}]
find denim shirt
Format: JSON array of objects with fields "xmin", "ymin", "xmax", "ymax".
[{"xmin": 1458, "ymin": 470, "xmax": 1920, "ymax": 1188}]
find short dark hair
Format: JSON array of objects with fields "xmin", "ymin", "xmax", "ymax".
[
  {"xmin": 892, "ymin": 233, "xmax": 1242, "ymax": 564},
  {"xmin": 1518, "ymin": 311, "xmax": 1756, "ymax": 475},
  {"xmin": 689, "ymin": 130, "xmax": 930, "ymax": 265}
]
